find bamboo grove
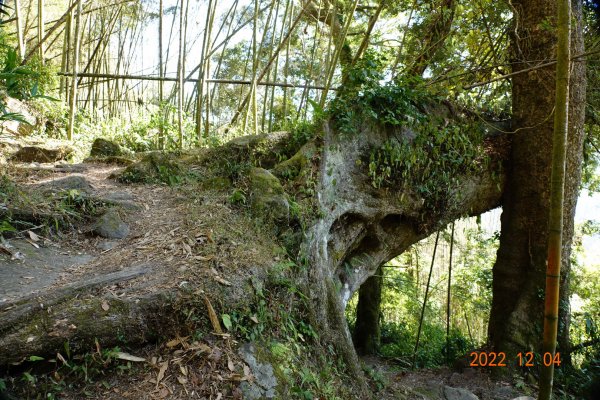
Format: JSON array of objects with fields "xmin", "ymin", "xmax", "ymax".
[{"xmin": 1, "ymin": 0, "xmax": 512, "ymax": 148}]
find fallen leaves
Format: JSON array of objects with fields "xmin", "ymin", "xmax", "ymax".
[{"xmin": 141, "ymin": 333, "xmax": 250, "ymax": 399}]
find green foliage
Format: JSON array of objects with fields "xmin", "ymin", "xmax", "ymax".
[
  {"xmin": 330, "ymin": 52, "xmax": 429, "ymax": 135},
  {"xmin": 347, "ymin": 221, "xmax": 498, "ymax": 369},
  {"xmin": 228, "ymin": 188, "xmax": 247, "ymax": 205},
  {"xmin": 328, "ymin": 52, "xmax": 490, "ymax": 211},
  {"xmin": 368, "ymin": 120, "xmax": 488, "ymax": 211},
  {"xmin": 0, "ymin": 30, "xmax": 57, "ymax": 101},
  {"xmin": 0, "ymin": 219, "xmax": 16, "ymax": 235},
  {"xmin": 5, "ymin": 341, "xmax": 132, "ymax": 399},
  {"xmin": 119, "ymin": 152, "xmax": 194, "ymax": 186}
]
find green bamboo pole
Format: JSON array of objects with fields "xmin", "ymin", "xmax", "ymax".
[
  {"xmin": 538, "ymin": 0, "xmax": 570, "ymax": 398},
  {"xmin": 446, "ymin": 222, "xmax": 455, "ymax": 365},
  {"xmin": 67, "ymin": 0, "xmax": 82, "ymax": 141},
  {"xmin": 412, "ymin": 231, "xmax": 440, "ymax": 369},
  {"xmin": 158, "ymin": 0, "xmax": 164, "ymax": 149}
]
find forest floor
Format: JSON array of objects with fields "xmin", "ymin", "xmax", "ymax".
[{"xmin": 0, "ymin": 144, "xmax": 536, "ymax": 399}]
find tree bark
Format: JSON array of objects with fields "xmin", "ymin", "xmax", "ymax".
[
  {"xmin": 488, "ymin": 0, "xmax": 586, "ymax": 368},
  {"xmin": 303, "ymin": 105, "xmax": 508, "ymax": 391}
]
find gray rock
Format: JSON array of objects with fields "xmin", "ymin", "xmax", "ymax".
[
  {"xmin": 97, "ymin": 192, "xmax": 141, "ymax": 211},
  {"xmin": 93, "ymin": 209, "xmax": 129, "ymax": 239},
  {"xmin": 239, "ymin": 343, "xmax": 278, "ymax": 399},
  {"xmin": 510, "ymin": 397, "xmax": 535, "ymax": 400},
  {"xmin": 444, "ymin": 386, "xmax": 479, "ymax": 400},
  {"xmin": 54, "ymin": 163, "xmax": 87, "ymax": 173},
  {"xmin": 36, "ymin": 176, "xmax": 94, "ymax": 194},
  {"xmin": 90, "ymin": 138, "xmax": 123, "ymax": 157},
  {"xmin": 0, "ymin": 97, "xmax": 37, "ymax": 136},
  {"xmin": 96, "ymin": 240, "xmax": 119, "ymax": 251},
  {"xmin": 11, "ymin": 145, "xmax": 73, "ymax": 163},
  {"xmin": 491, "ymin": 386, "xmax": 521, "ymax": 399}
]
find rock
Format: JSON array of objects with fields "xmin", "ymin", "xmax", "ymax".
[
  {"xmin": 118, "ymin": 152, "xmax": 186, "ymax": 184},
  {"xmin": 491, "ymin": 386, "xmax": 521, "ymax": 399},
  {"xmin": 11, "ymin": 145, "xmax": 73, "ymax": 163},
  {"xmin": 86, "ymin": 155, "xmax": 135, "ymax": 165},
  {"xmin": 93, "ymin": 209, "xmax": 129, "ymax": 239},
  {"xmin": 35, "ymin": 175, "xmax": 94, "ymax": 194},
  {"xmin": 96, "ymin": 191, "xmax": 141, "ymax": 211},
  {"xmin": 54, "ymin": 163, "xmax": 87, "ymax": 173},
  {"xmin": 226, "ymin": 131, "xmax": 292, "ymax": 168},
  {"xmin": 0, "ymin": 97, "xmax": 37, "ymax": 136},
  {"xmin": 96, "ymin": 240, "xmax": 119, "ymax": 251},
  {"xmin": 510, "ymin": 398, "xmax": 535, "ymax": 400},
  {"xmin": 443, "ymin": 386, "xmax": 479, "ymax": 400},
  {"xmin": 90, "ymin": 138, "xmax": 123, "ymax": 157},
  {"xmin": 239, "ymin": 343, "xmax": 278, "ymax": 399},
  {"xmin": 249, "ymin": 167, "xmax": 289, "ymax": 221}
]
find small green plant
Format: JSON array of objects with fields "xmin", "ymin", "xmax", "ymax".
[
  {"xmin": 229, "ymin": 188, "xmax": 247, "ymax": 205},
  {"xmin": 0, "ymin": 219, "xmax": 16, "ymax": 235}
]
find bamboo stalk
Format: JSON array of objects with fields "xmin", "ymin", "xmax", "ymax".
[
  {"xmin": 268, "ymin": 0, "xmax": 291, "ymax": 132},
  {"xmin": 158, "ymin": 0, "xmax": 164, "ymax": 149},
  {"xmin": 250, "ymin": 0, "xmax": 259, "ymax": 134},
  {"xmin": 412, "ymin": 230, "xmax": 440, "ymax": 370},
  {"xmin": 446, "ymin": 222, "xmax": 454, "ymax": 365},
  {"xmin": 319, "ymin": 0, "xmax": 359, "ymax": 107},
  {"xmin": 57, "ymin": 72, "xmax": 334, "ymax": 90},
  {"xmin": 67, "ymin": 0, "xmax": 83, "ymax": 141},
  {"xmin": 177, "ymin": 0, "xmax": 185, "ymax": 148},
  {"xmin": 539, "ymin": 0, "xmax": 570, "ymax": 398},
  {"xmin": 38, "ymin": 0, "xmax": 44, "ymax": 62},
  {"xmin": 230, "ymin": 0, "xmax": 306, "ymax": 127},
  {"xmin": 15, "ymin": 0, "xmax": 26, "ymax": 60},
  {"xmin": 59, "ymin": 4, "xmax": 72, "ymax": 99},
  {"xmin": 22, "ymin": 0, "xmax": 82, "ymax": 65},
  {"xmin": 350, "ymin": 0, "xmax": 386, "ymax": 65}
]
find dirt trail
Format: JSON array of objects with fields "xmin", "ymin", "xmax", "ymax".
[
  {"xmin": 1, "ymin": 162, "xmax": 187, "ymax": 307},
  {"xmin": 0, "ymin": 161, "xmax": 538, "ymax": 400}
]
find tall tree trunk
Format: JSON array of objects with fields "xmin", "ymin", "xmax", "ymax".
[
  {"xmin": 353, "ymin": 266, "xmax": 383, "ymax": 355},
  {"xmin": 488, "ymin": 0, "xmax": 586, "ymax": 368}
]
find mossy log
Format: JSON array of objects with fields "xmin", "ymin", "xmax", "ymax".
[{"xmin": 0, "ymin": 265, "xmax": 168, "ymax": 365}]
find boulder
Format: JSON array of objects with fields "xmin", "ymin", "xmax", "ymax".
[
  {"xmin": 93, "ymin": 209, "xmax": 130, "ymax": 239},
  {"xmin": 444, "ymin": 386, "xmax": 479, "ymax": 400},
  {"xmin": 11, "ymin": 145, "xmax": 73, "ymax": 163},
  {"xmin": 239, "ymin": 343, "xmax": 278, "ymax": 399},
  {"xmin": 0, "ymin": 97, "xmax": 37, "ymax": 136},
  {"xmin": 34, "ymin": 175, "xmax": 94, "ymax": 194},
  {"xmin": 90, "ymin": 138, "xmax": 123, "ymax": 157},
  {"xmin": 248, "ymin": 167, "xmax": 289, "ymax": 221}
]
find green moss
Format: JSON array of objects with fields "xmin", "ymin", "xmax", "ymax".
[
  {"xmin": 118, "ymin": 152, "xmax": 190, "ymax": 185},
  {"xmin": 249, "ymin": 168, "xmax": 285, "ymax": 195},
  {"xmin": 272, "ymin": 142, "xmax": 318, "ymax": 181}
]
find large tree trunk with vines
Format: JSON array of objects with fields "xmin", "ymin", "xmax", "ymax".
[
  {"xmin": 302, "ymin": 101, "xmax": 509, "ymax": 391},
  {"xmin": 488, "ymin": 0, "xmax": 586, "ymax": 366}
]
